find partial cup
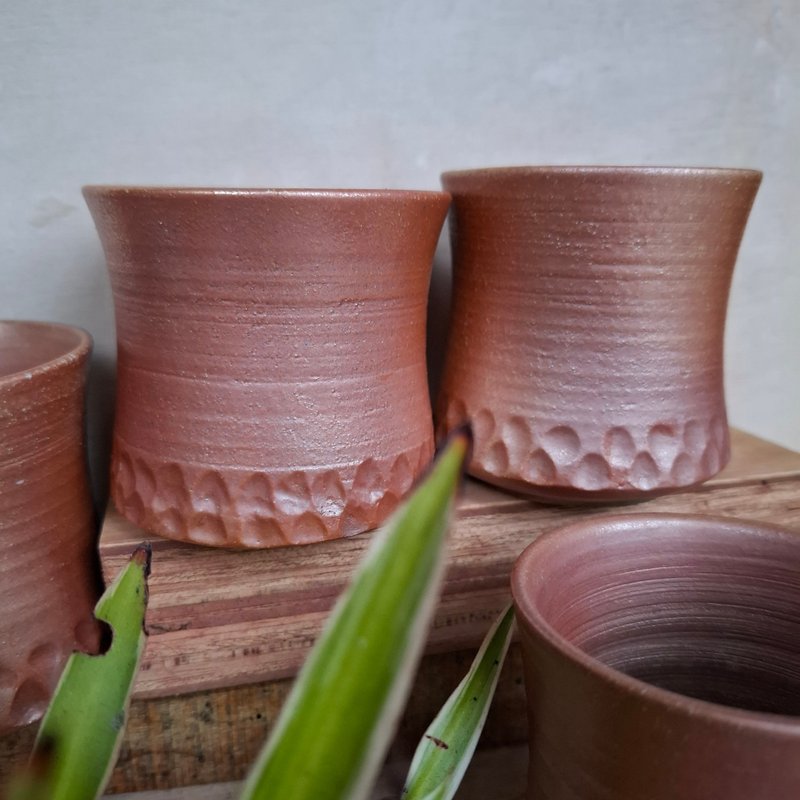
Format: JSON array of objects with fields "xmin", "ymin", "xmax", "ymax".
[
  {"xmin": 0, "ymin": 320, "xmax": 99, "ymax": 732},
  {"xmin": 511, "ymin": 513, "xmax": 800, "ymax": 799}
]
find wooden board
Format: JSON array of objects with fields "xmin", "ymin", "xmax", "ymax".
[{"xmin": 98, "ymin": 429, "xmax": 800, "ymax": 700}]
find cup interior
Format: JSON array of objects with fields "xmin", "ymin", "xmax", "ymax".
[
  {"xmin": 514, "ymin": 515, "xmax": 800, "ymax": 716},
  {"xmin": 0, "ymin": 321, "xmax": 89, "ymax": 382}
]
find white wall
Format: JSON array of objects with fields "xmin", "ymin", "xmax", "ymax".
[{"xmin": 2, "ymin": 0, "xmax": 798, "ymax": 500}]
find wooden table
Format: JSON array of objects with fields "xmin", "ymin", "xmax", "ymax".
[{"xmin": 2, "ymin": 429, "xmax": 800, "ymax": 796}]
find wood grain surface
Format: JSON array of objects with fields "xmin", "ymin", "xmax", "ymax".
[
  {"xmin": 2, "ymin": 429, "xmax": 799, "ymax": 794},
  {"xmin": 100, "ymin": 429, "xmax": 800, "ymax": 701}
]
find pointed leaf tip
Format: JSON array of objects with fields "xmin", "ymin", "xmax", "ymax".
[
  {"xmin": 439, "ymin": 423, "xmax": 473, "ymax": 463},
  {"xmin": 446, "ymin": 421, "xmax": 473, "ymax": 449},
  {"xmin": 130, "ymin": 541, "xmax": 152, "ymax": 576},
  {"xmin": 402, "ymin": 605, "xmax": 516, "ymax": 800}
]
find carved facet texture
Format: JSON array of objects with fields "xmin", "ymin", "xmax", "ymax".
[
  {"xmin": 512, "ymin": 515, "xmax": 800, "ymax": 798},
  {"xmin": 440, "ymin": 396, "xmax": 730, "ymax": 501},
  {"xmin": 112, "ymin": 439, "xmax": 433, "ymax": 547},
  {"xmin": 439, "ymin": 167, "xmax": 761, "ymax": 501},
  {"xmin": 85, "ymin": 187, "xmax": 450, "ymax": 546},
  {"xmin": 0, "ymin": 322, "xmax": 99, "ymax": 732}
]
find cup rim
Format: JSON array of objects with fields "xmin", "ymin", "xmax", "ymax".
[
  {"xmin": 82, "ymin": 185, "xmax": 451, "ymax": 203},
  {"xmin": 511, "ymin": 512, "xmax": 800, "ymax": 734},
  {"xmin": 441, "ymin": 165, "xmax": 763, "ymax": 182},
  {"xmin": 0, "ymin": 321, "xmax": 91, "ymax": 387}
]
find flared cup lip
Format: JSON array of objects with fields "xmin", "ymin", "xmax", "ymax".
[
  {"xmin": 0, "ymin": 320, "xmax": 92, "ymax": 387},
  {"xmin": 82, "ymin": 185, "xmax": 451, "ymax": 203},
  {"xmin": 511, "ymin": 512, "xmax": 800, "ymax": 735},
  {"xmin": 441, "ymin": 164, "xmax": 763, "ymax": 185}
]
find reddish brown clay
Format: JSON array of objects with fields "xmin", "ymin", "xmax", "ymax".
[
  {"xmin": 0, "ymin": 321, "xmax": 99, "ymax": 733},
  {"xmin": 84, "ymin": 187, "xmax": 450, "ymax": 548},
  {"xmin": 512, "ymin": 514, "xmax": 800, "ymax": 799},
  {"xmin": 438, "ymin": 167, "xmax": 762, "ymax": 502}
]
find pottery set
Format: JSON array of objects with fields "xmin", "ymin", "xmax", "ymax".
[
  {"xmin": 6, "ymin": 164, "xmax": 794, "ymax": 793},
  {"xmin": 438, "ymin": 167, "xmax": 762, "ymax": 501},
  {"xmin": 0, "ymin": 321, "xmax": 98, "ymax": 733},
  {"xmin": 512, "ymin": 514, "xmax": 800, "ymax": 798}
]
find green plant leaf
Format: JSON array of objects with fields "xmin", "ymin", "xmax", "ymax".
[
  {"xmin": 402, "ymin": 604, "xmax": 516, "ymax": 800},
  {"xmin": 240, "ymin": 432, "xmax": 470, "ymax": 800},
  {"xmin": 8, "ymin": 545, "xmax": 151, "ymax": 800}
]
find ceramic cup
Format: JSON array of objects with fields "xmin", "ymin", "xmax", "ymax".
[
  {"xmin": 511, "ymin": 513, "xmax": 800, "ymax": 799},
  {"xmin": 84, "ymin": 187, "xmax": 451, "ymax": 548},
  {"xmin": 438, "ymin": 167, "xmax": 762, "ymax": 502},
  {"xmin": 0, "ymin": 321, "xmax": 99, "ymax": 732}
]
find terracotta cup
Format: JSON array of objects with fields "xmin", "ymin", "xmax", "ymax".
[
  {"xmin": 438, "ymin": 167, "xmax": 762, "ymax": 502},
  {"xmin": 84, "ymin": 187, "xmax": 450, "ymax": 548},
  {"xmin": 0, "ymin": 321, "xmax": 99, "ymax": 732},
  {"xmin": 511, "ymin": 514, "xmax": 800, "ymax": 799}
]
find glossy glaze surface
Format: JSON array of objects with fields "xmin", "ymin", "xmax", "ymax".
[
  {"xmin": 439, "ymin": 167, "xmax": 761, "ymax": 501},
  {"xmin": 0, "ymin": 321, "xmax": 98, "ymax": 732},
  {"xmin": 85, "ymin": 187, "xmax": 450, "ymax": 547},
  {"xmin": 512, "ymin": 514, "xmax": 800, "ymax": 799}
]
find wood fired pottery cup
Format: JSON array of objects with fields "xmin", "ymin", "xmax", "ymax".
[
  {"xmin": 0, "ymin": 321, "xmax": 99, "ymax": 732},
  {"xmin": 438, "ymin": 167, "xmax": 762, "ymax": 502},
  {"xmin": 84, "ymin": 187, "xmax": 451, "ymax": 548},
  {"xmin": 511, "ymin": 514, "xmax": 800, "ymax": 799}
]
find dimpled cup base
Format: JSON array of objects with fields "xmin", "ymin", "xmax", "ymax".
[
  {"xmin": 112, "ymin": 438, "xmax": 433, "ymax": 548},
  {"xmin": 439, "ymin": 398, "xmax": 729, "ymax": 502}
]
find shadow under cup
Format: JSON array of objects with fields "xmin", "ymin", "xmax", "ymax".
[{"xmin": 511, "ymin": 515, "xmax": 800, "ymax": 799}]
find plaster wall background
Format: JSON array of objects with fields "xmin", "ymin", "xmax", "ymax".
[{"xmin": 2, "ymin": 0, "xmax": 798, "ymax": 500}]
